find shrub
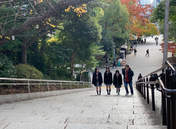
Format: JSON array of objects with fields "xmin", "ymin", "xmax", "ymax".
[
  {"xmin": 76, "ymin": 71, "xmax": 90, "ymax": 82},
  {"xmin": 0, "ymin": 54, "xmax": 16, "ymax": 77},
  {"xmin": 16, "ymin": 64, "xmax": 43, "ymax": 79},
  {"xmin": 47, "ymin": 67, "xmax": 72, "ymax": 80}
]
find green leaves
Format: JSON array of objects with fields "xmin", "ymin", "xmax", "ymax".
[
  {"xmin": 0, "ymin": 54, "xmax": 16, "ymax": 78},
  {"xmin": 100, "ymin": 0, "xmax": 129, "ymax": 56},
  {"xmin": 152, "ymin": 0, "xmax": 176, "ymax": 41},
  {"xmin": 0, "ymin": 0, "xmax": 131, "ymax": 79}
]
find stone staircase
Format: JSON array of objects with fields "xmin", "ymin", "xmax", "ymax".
[
  {"xmin": 0, "ymin": 87, "xmax": 167, "ymax": 129},
  {"xmin": 61, "ymin": 88, "xmax": 167, "ymax": 129}
]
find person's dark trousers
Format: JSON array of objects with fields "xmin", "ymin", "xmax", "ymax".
[
  {"xmin": 108, "ymin": 89, "xmax": 111, "ymax": 95},
  {"xmin": 96, "ymin": 90, "xmax": 99, "ymax": 95},
  {"xmin": 124, "ymin": 81, "xmax": 133, "ymax": 95},
  {"xmin": 99, "ymin": 90, "xmax": 101, "ymax": 95},
  {"xmin": 106, "ymin": 90, "xmax": 108, "ymax": 95}
]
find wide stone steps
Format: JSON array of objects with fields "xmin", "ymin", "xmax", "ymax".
[{"xmin": 0, "ymin": 87, "xmax": 167, "ymax": 129}]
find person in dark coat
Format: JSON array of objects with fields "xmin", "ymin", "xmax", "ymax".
[
  {"xmin": 122, "ymin": 65, "xmax": 134, "ymax": 95},
  {"xmin": 92, "ymin": 68, "xmax": 103, "ymax": 95},
  {"xmin": 138, "ymin": 73, "xmax": 142, "ymax": 80},
  {"xmin": 104, "ymin": 67, "xmax": 112, "ymax": 95},
  {"xmin": 137, "ymin": 73, "xmax": 143, "ymax": 92},
  {"xmin": 145, "ymin": 49, "xmax": 149, "ymax": 56},
  {"xmin": 159, "ymin": 69, "xmax": 165, "ymax": 86},
  {"xmin": 155, "ymin": 37, "xmax": 159, "ymax": 45},
  {"xmin": 113, "ymin": 70, "xmax": 122, "ymax": 95},
  {"xmin": 134, "ymin": 49, "xmax": 137, "ymax": 55}
]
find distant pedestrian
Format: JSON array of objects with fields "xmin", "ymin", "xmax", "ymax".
[
  {"xmin": 92, "ymin": 68, "xmax": 103, "ymax": 95},
  {"xmin": 134, "ymin": 48, "xmax": 137, "ymax": 55},
  {"xmin": 137, "ymin": 73, "xmax": 143, "ymax": 92},
  {"xmin": 159, "ymin": 69, "xmax": 165, "ymax": 86},
  {"xmin": 113, "ymin": 70, "xmax": 122, "ymax": 95},
  {"xmin": 104, "ymin": 67, "xmax": 112, "ymax": 95},
  {"xmin": 138, "ymin": 73, "xmax": 142, "ymax": 80},
  {"xmin": 155, "ymin": 37, "xmax": 159, "ymax": 45},
  {"xmin": 113, "ymin": 61, "xmax": 116, "ymax": 68},
  {"xmin": 122, "ymin": 65, "xmax": 134, "ymax": 95},
  {"xmin": 149, "ymin": 73, "xmax": 158, "ymax": 88},
  {"xmin": 145, "ymin": 49, "xmax": 149, "ymax": 56},
  {"xmin": 141, "ymin": 39, "xmax": 144, "ymax": 44}
]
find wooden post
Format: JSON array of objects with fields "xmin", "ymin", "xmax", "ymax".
[
  {"xmin": 146, "ymin": 78, "xmax": 149, "ymax": 104},
  {"xmin": 27, "ymin": 80, "xmax": 31, "ymax": 93}
]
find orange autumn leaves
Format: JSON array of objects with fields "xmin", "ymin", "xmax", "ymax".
[
  {"xmin": 121, "ymin": 0, "xmax": 159, "ymax": 37},
  {"xmin": 65, "ymin": 4, "xmax": 87, "ymax": 17}
]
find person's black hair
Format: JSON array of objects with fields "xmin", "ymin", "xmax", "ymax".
[
  {"xmin": 116, "ymin": 70, "xmax": 120, "ymax": 74},
  {"xmin": 125, "ymin": 64, "xmax": 129, "ymax": 68}
]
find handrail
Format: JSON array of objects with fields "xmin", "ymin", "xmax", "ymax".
[
  {"xmin": 136, "ymin": 78, "xmax": 176, "ymax": 94},
  {"xmin": 136, "ymin": 60, "xmax": 176, "ymax": 128},
  {"xmin": 158, "ymin": 78, "xmax": 176, "ymax": 94},
  {"xmin": 136, "ymin": 81, "xmax": 156, "ymax": 85},
  {"xmin": 0, "ymin": 77, "xmax": 88, "ymax": 83},
  {"xmin": 137, "ymin": 61, "xmax": 175, "ymax": 83},
  {"xmin": 166, "ymin": 60, "xmax": 175, "ymax": 71},
  {"xmin": 0, "ymin": 77, "xmax": 91, "ymax": 94},
  {"xmin": 137, "ymin": 60, "xmax": 175, "ymax": 82},
  {"xmin": 137, "ymin": 66, "xmax": 165, "ymax": 82},
  {"xmin": 136, "ymin": 60, "xmax": 176, "ymax": 94}
]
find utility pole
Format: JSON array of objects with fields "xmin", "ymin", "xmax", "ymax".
[
  {"xmin": 163, "ymin": 0, "xmax": 170, "ymax": 64},
  {"xmin": 112, "ymin": 41, "xmax": 116, "ymax": 65}
]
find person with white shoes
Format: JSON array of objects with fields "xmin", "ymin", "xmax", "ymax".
[{"xmin": 122, "ymin": 65, "xmax": 134, "ymax": 96}]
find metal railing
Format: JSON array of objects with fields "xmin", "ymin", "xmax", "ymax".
[
  {"xmin": 0, "ymin": 77, "xmax": 91, "ymax": 95},
  {"xmin": 136, "ymin": 61, "xmax": 176, "ymax": 129}
]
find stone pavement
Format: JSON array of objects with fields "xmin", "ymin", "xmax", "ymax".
[
  {"xmin": 0, "ymin": 36, "xmax": 167, "ymax": 129},
  {"xmin": 126, "ymin": 35, "xmax": 163, "ymax": 80},
  {"xmin": 0, "ymin": 88, "xmax": 166, "ymax": 129}
]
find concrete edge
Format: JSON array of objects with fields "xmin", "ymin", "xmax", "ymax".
[{"xmin": 0, "ymin": 88, "xmax": 94, "ymax": 105}]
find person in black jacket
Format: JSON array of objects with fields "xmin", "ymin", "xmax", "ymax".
[
  {"xmin": 122, "ymin": 65, "xmax": 134, "ymax": 95},
  {"xmin": 137, "ymin": 73, "xmax": 143, "ymax": 92},
  {"xmin": 104, "ymin": 67, "xmax": 112, "ymax": 95},
  {"xmin": 113, "ymin": 70, "xmax": 122, "ymax": 95},
  {"xmin": 92, "ymin": 68, "xmax": 103, "ymax": 95},
  {"xmin": 159, "ymin": 69, "xmax": 165, "ymax": 86}
]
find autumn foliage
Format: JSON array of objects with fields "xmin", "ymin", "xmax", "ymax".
[{"xmin": 121, "ymin": 0, "xmax": 159, "ymax": 37}]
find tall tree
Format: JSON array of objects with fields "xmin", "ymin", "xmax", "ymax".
[
  {"xmin": 100, "ymin": 0, "xmax": 129, "ymax": 56},
  {"xmin": 0, "ymin": 0, "xmax": 94, "ymax": 64},
  {"xmin": 47, "ymin": 4, "xmax": 102, "ymax": 75},
  {"xmin": 121, "ymin": 0, "xmax": 158, "ymax": 37},
  {"xmin": 151, "ymin": 0, "xmax": 176, "ymax": 41}
]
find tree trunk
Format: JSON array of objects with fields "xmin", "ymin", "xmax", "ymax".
[
  {"xmin": 22, "ymin": 42, "xmax": 27, "ymax": 64},
  {"xmin": 71, "ymin": 52, "xmax": 76, "ymax": 76},
  {"xmin": 163, "ymin": 0, "xmax": 170, "ymax": 64}
]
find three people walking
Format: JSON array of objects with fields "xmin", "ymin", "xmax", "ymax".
[{"xmin": 92, "ymin": 65, "xmax": 134, "ymax": 96}]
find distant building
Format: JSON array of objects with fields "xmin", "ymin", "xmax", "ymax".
[
  {"xmin": 152, "ymin": 0, "xmax": 161, "ymax": 8},
  {"xmin": 139, "ymin": 0, "xmax": 161, "ymax": 7},
  {"xmin": 139, "ymin": 0, "xmax": 151, "ymax": 6}
]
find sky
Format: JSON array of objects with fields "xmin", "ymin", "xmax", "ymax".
[{"xmin": 141, "ymin": 0, "xmax": 153, "ymax": 4}]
